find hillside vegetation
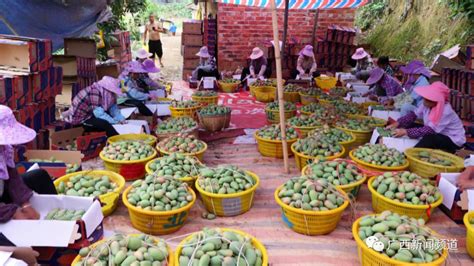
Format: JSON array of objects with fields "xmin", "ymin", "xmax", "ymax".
[{"xmin": 355, "ymin": 0, "xmax": 474, "ymax": 64}]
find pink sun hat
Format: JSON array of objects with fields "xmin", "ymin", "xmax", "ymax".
[
  {"xmin": 400, "ymin": 60, "xmax": 424, "ymax": 74},
  {"xmin": 249, "ymin": 47, "xmax": 264, "ymax": 60},
  {"xmin": 196, "ymin": 46, "xmax": 211, "ymax": 58},
  {"xmin": 0, "ymin": 105, "xmax": 36, "ymax": 145},
  {"xmin": 142, "ymin": 59, "xmax": 159, "ymax": 73},
  {"xmin": 135, "ymin": 48, "xmax": 152, "ymax": 59},
  {"xmin": 299, "ymin": 45, "xmax": 314, "ymax": 57},
  {"xmin": 127, "ymin": 61, "xmax": 148, "ymax": 74},
  {"xmin": 352, "ymin": 47, "xmax": 369, "ymax": 60},
  {"xmin": 97, "ymin": 76, "xmax": 122, "ymax": 95},
  {"xmin": 366, "ymin": 67, "xmax": 385, "ymax": 85}
]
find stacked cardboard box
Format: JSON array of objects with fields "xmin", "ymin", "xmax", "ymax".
[
  {"xmin": 0, "ymin": 35, "xmax": 63, "ymax": 149},
  {"xmin": 467, "ymin": 45, "xmax": 474, "ymax": 71},
  {"xmin": 113, "ymin": 31, "xmax": 132, "ymax": 71},
  {"xmin": 442, "ymin": 67, "xmax": 474, "ymax": 122},
  {"xmin": 204, "ymin": 19, "xmax": 217, "ymax": 57},
  {"xmin": 314, "ymin": 25, "xmax": 356, "ymax": 71},
  {"xmin": 182, "ymin": 20, "xmax": 203, "ymax": 80}
]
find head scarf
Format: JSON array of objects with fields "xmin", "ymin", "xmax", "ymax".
[{"xmin": 414, "ymin": 82, "xmax": 450, "ymax": 125}]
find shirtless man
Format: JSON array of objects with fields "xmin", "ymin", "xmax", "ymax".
[{"xmin": 144, "ymin": 15, "xmax": 165, "ymax": 67}]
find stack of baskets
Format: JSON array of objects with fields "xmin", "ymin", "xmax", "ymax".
[
  {"xmin": 254, "ymin": 86, "xmax": 277, "ymax": 102},
  {"xmin": 100, "ymin": 148, "xmax": 157, "ymax": 181}
]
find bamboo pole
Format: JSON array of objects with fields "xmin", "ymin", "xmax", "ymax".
[
  {"xmin": 270, "ymin": 0, "xmax": 289, "ymax": 173},
  {"xmin": 311, "ymin": 9, "xmax": 320, "ymax": 48}
]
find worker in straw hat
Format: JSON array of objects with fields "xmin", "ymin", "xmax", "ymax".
[
  {"xmin": 134, "ymin": 48, "xmax": 152, "ymax": 63},
  {"xmin": 351, "ymin": 47, "xmax": 374, "ymax": 81},
  {"xmin": 191, "ymin": 46, "xmax": 218, "ymax": 80},
  {"xmin": 291, "ymin": 45, "xmax": 320, "ymax": 79},
  {"xmin": 363, "ymin": 67, "xmax": 403, "ymax": 102},
  {"xmin": 62, "ymin": 76, "xmax": 125, "ymax": 137},
  {"xmin": 0, "ymin": 105, "xmax": 59, "ymax": 265},
  {"xmin": 240, "ymin": 47, "xmax": 272, "ymax": 84},
  {"xmin": 120, "ymin": 60, "xmax": 162, "ymax": 116},
  {"xmin": 387, "ymin": 82, "xmax": 465, "ymax": 153}
]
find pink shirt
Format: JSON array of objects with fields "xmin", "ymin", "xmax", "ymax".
[{"xmin": 415, "ymin": 104, "xmax": 466, "ymax": 146}]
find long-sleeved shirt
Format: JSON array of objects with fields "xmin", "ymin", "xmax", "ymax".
[
  {"xmin": 68, "ymin": 84, "xmax": 115, "ymax": 125},
  {"xmin": 355, "ymin": 57, "xmax": 374, "ymax": 72},
  {"xmin": 0, "ymin": 167, "xmax": 33, "ymax": 223},
  {"xmin": 192, "ymin": 57, "xmax": 216, "ymax": 79},
  {"xmin": 397, "ymin": 104, "xmax": 466, "ymax": 147},
  {"xmin": 250, "ymin": 57, "xmax": 268, "ymax": 77},
  {"xmin": 93, "ymin": 104, "xmax": 125, "ymax": 124},
  {"xmin": 409, "ymin": 75, "xmax": 430, "ymax": 107},
  {"xmin": 297, "ymin": 55, "xmax": 317, "ymax": 74},
  {"xmin": 368, "ymin": 74, "xmax": 403, "ymax": 102},
  {"xmin": 384, "ymin": 65, "xmax": 394, "ymax": 76}
]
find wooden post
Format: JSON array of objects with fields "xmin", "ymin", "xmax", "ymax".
[
  {"xmin": 281, "ymin": 0, "xmax": 290, "ymax": 66},
  {"xmin": 311, "ymin": 9, "xmax": 320, "ymax": 48},
  {"xmin": 270, "ymin": 0, "xmax": 289, "ymax": 173}
]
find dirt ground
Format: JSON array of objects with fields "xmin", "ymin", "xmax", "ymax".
[{"xmin": 151, "ymin": 34, "xmax": 183, "ymax": 81}]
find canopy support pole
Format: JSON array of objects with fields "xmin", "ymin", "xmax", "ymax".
[
  {"xmin": 281, "ymin": 0, "xmax": 289, "ymax": 66},
  {"xmin": 311, "ymin": 9, "xmax": 320, "ymax": 48},
  {"xmin": 271, "ymin": 0, "xmax": 289, "ymax": 173}
]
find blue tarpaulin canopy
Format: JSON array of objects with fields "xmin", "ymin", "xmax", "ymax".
[{"xmin": 0, "ymin": 0, "xmax": 111, "ymax": 50}]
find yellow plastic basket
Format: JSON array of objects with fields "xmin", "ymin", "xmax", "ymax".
[
  {"xmin": 107, "ymin": 133, "xmax": 157, "ymax": 147},
  {"xmin": 191, "ymin": 94, "xmax": 219, "ymax": 106},
  {"xmin": 335, "ymin": 126, "xmax": 373, "ymax": 147},
  {"xmin": 100, "ymin": 149, "xmax": 157, "ymax": 181},
  {"xmin": 54, "ymin": 170, "xmax": 125, "ymax": 216},
  {"xmin": 315, "ymin": 76, "xmax": 337, "ymax": 90},
  {"xmin": 254, "ymin": 86, "xmax": 277, "ymax": 102},
  {"xmin": 294, "ymin": 125, "xmax": 322, "ymax": 138},
  {"xmin": 301, "ymin": 159, "xmax": 367, "ymax": 198},
  {"xmin": 265, "ymin": 108, "xmax": 297, "ymax": 124},
  {"xmin": 348, "ymin": 114, "xmax": 387, "ymax": 128},
  {"xmin": 174, "ymin": 228, "xmax": 269, "ymax": 265},
  {"xmin": 254, "ymin": 132, "xmax": 297, "ymax": 158},
  {"xmin": 218, "ymin": 81, "xmax": 240, "ymax": 93},
  {"xmin": 195, "ymin": 171, "xmax": 260, "ymax": 216},
  {"xmin": 349, "ymin": 150, "xmax": 409, "ymax": 173},
  {"xmin": 145, "ymin": 157, "xmax": 203, "ymax": 188},
  {"xmin": 299, "ymin": 92, "xmax": 319, "ymax": 105},
  {"xmin": 169, "ymin": 105, "xmax": 201, "ymax": 120},
  {"xmin": 122, "ymin": 185, "xmax": 196, "ymax": 235},
  {"xmin": 340, "ymin": 133, "xmax": 356, "ymax": 157},
  {"xmin": 71, "ymin": 234, "xmax": 174, "ymax": 265},
  {"xmin": 367, "ymin": 176, "xmax": 443, "ymax": 221},
  {"xmin": 352, "ymin": 215, "xmax": 449, "ymax": 266},
  {"xmin": 274, "ymin": 185, "xmax": 349, "ymax": 235},
  {"xmin": 283, "ymin": 91, "xmax": 301, "ymax": 103},
  {"xmin": 156, "ymin": 142, "xmax": 207, "ymax": 162},
  {"xmin": 405, "ymin": 148, "xmax": 465, "ymax": 179},
  {"xmin": 291, "ymin": 143, "xmax": 345, "ymax": 170},
  {"xmin": 464, "ymin": 211, "xmax": 474, "ymax": 258}
]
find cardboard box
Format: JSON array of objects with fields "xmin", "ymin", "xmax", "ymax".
[
  {"xmin": 53, "ymin": 55, "xmax": 78, "ymax": 77},
  {"xmin": 182, "ymin": 34, "xmax": 203, "ymax": 46},
  {"xmin": 437, "ymin": 173, "xmax": 474, "ymax": 223},
  {"xmin": 96, "ymin": 62, "xmax": 120, "ymax": 79},
  {"xmin": 182, "ymin": 45, "xmax": 200, "ymax": 59},
  {"xmin": 64, "ymin": 38, "xmax": 97, "ymax": 59},
  {"xmin": 183, "ymin": 20, "xmax": 203, "ymax": 34},
  {"xmin": 184, "ymin": 58, "xmax": 200, "ymax": 69},
  {"xmin": 50, "ymin": 127, "xmax": 107, "ymax": 161},
  {"xmin": 0, "ymin": 77, "xmax": 15, "ymax": 109},
  {"xmin": 0, "ymin": 38, "xmax": 38, "ymax": 73},
  {"xmin": 370, "ymin": 129, "xmax": 419, "ymax": 152},
  {"xmin": 16, "ymin": 150, "xmax": 83, "ymax": 179},
  {"xmin": 369, "ymin": 107, "xmax": 402, "ymax": 121}
]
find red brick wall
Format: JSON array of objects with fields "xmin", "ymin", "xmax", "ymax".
[{"xmin": 217, "ymin": 3, "xmax": 356, "ymax": 71}]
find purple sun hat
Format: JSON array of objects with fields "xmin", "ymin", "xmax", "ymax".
[
  {"xmin": 299, "ymin": 45, "xmax": 314, "ymax": 57},
  {"xmin": 400, "ymin": 60, "xmax": 424, "ymax": 74},
  {"xmin": 411, "ymin": 66, "xmax": 432, "ymax": 78},
  {"xmin": 0, "ymin": 105, "xmax": 36, "ymax": 145},
  {"xmin": 142, "ymin": 59, "xmax": 159, "ymax": 73},
  {"xmin": 97, "ymin": 76, "xmax": 122, "ymax": 95},
  {"xmin": 135, "ymin": 48, "xmax": 152, "ymax": 59},
  {"xmin": 366, "ymin": 68, "xmax": 385, "ymax": 85},
  {"xmin": 352, "ymin": 47, "xmax": 369, "ymax": 60},
  {"xmin": 127, "ymin": 61, "xmax": 148, "ymax": 74}
]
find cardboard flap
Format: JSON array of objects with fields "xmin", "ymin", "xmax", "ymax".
[
  {"xmin": 371, "ymin": 110, "xmax": 402, "ymax": 121},
  {"xmin": 49, "ymin": 127, "xmax": 84, "ymax": 147},
  {"xmin": 439, "ymin": 173, "xmax": 460, "ymax": 209},
  {"xmin": 113, "ymin": 124, "xmax": 144, "ymax": 134},
  {"xmin": 120, "ymin": 107, "xmax": 138, "ymax": 120},
  {"xmin": 52, "ymin": 55, "xmax": 78, "ymax": 77}
]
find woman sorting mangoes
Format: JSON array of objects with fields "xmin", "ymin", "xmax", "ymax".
[
  {"xmin": 240, "ymin": 47, "xmax": 272, "ymax": 82},
  {"xmin": 351, "ymin": 47, "xmax": 374, "ymax": 81},
  {"xmin": 363, "ymin": 67, "xmax": 403, "ymax": 102},
  {"xmin": 291, "ymin": 45, "xmax": 320, "ymax": 79},
  {"xmin": 386, "ymin": 82, "xmax": 466, "ymax": 153},
  {"xmin": 62, "ymin": 76, "xmax": 125, "ymax": 137},
  {"xmin": 1, "ymin": 105, "xmax": 58, "ymax": 265}
]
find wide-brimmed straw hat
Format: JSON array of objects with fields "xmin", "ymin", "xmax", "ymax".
[
  {"xmin": 400, "ymin": 60, "xmax": 424, "ymax": 74},
  {"xmin": 299, "ymin": 45, "xmax": 314, "ymax": 57},
  {"xmin": 127, "ymin": 61, "xmax": 148, "ymax": 74},
  {"xmin": 0, "ymin": 105, "xmax": 36, "ymax": 145},
  {"xmin": 135, "ymin": 48, "xmax": 152, "ymax": 59},
  {"xmin": 366, "ymin": 68, "xmax": 385, "ymax": 85},
  {"xmin": 352, "ymin": 47, "xmax": 369, "ymax": 60},
  {"xmin": 142, "ymin": 59, "xmax": 159, "ymax": 73},
  {"xmin": 97, "ymin": 76, "xmax": 122, "ymax": 95},
  {"xmin": 249, "ymin": 47, "xmax": 264, "ymax": 60},
  {"xmin": 196, "ymin": 46, "xmax": 211, "ymax": 58}
]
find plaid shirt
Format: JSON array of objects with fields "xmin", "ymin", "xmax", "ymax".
[
  {"xmin": 69, "ymin": 84, "xmax": 112, "ymax": 125},
  {"xmin": 380, "ymin": 75, "xmax": 403, "ymax": 97}
]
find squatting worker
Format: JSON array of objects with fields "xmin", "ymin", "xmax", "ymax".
[
  {"xmin": 351, "ymin": 47, "xmax": 374, "ymax": 81},
  {"xmin": 1, "ymin": 105, "xmax": 58, "ymax": 265},
  {"xmin": 144, "ymin": 14, "xmax": 165, "ymax": 67},
  {"xmin": 387, "ymin": 82, "xmax": 465, "ymax": 154},
  {"xmin": 240, "ymin": 47, "xmax": 272, "ymax": 84},
  {"xmin": 62, "ymin": 76, "xmax": 125, "ymax": 137},
  {"xmin": 291, "ymin": 45, "xmax": 320, "ymax": 79}
]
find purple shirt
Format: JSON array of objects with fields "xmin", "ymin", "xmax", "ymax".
[
  {"xmin": 0, "ymin": 167, "xmax": 33, "ymax": 223},
  {"xmin": 380, "ymin": 75, "xmax": 403, "ymax": 97},
  {"xmin": 398, "ymin": 104, "xmax": 466, "ymax": 147}
]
